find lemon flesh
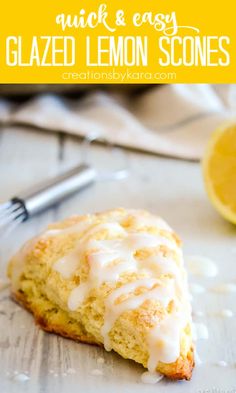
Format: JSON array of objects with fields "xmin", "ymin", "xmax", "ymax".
[{"xmin": 202, "ymin": 123, "xmax": 236, "ymax": 225}]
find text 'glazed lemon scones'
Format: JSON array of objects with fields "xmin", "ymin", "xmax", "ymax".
[{"xmin": 8, "ymin": 208, "xmax": 194, "ymax": 380}]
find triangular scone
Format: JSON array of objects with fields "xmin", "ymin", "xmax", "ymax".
[{"xmin": 8, "ymin": 208, "xmax": 194, "ymax": 380}]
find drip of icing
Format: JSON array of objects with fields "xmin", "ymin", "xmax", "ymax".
[
  {"xmin": 189, "ymin": 283, "xmax": 205, "ymax": 294},
  {"xmin": 211, "ymin": 283, "xmax": 236, "ymax": 293},
  {"xmin": 44, "ymin": 216, "xmax": 93, "ymax": 237},
  {"xmin": 147, "ymin": 311, "xmax": 185, "ymax": 370},
  {"xmin": 13, "ymin": 373, "xmax": 30, "ymax": 382},
  {"xmin": 14, "ymin": 218, "xmax": 93, "ymax": 288},
  {"xmin": 186, "ymin": 256, "xmax": 218, "ymax": 277},
  {"xmin": 54, "ymin": 252, "xmax": 81, "ymax": 279},
  {"xmin": 101, "ymin": 278, "xmax": 175, "ymax": 350},
  {"xmin": 68, "ymin": 283, "xmax": 90, "ymax": 310},
  {"xmin": 193, "ymin": 323, "xmax": 208, "ymax": 340},
  {"xmin": 142, "ymin": 254, "xmax": 183, "ymax": 283},
  {"xmin": 193, "ymin": 310, "xmax": 204, "ymax": 317},
  {"xmin": 141, "ymin": 371, "xmax": 164, "ymax": 384},
  {"xmin": 217, "ymin": 309, "xmax": 234, "ymax": 318},
  {"xmin": 12, "ymin": 222, "xmax": 93, "ymax": 289},
  {"xmin": 67, "ymin": 231, "xmax": 181, "ymax": 310},
  {"xmin": 215, "ymin": 360, "xmax": 228, "ymax": 367},
  {"xmin": 54, "ymin": 222, "xmax": 126, "ymax": 280}
]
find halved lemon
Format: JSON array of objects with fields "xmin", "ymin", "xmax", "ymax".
[{"xmin": 202, "ymin": 122, "xmax": 236, "ymax": 225}]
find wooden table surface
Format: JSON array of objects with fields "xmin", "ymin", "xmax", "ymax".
[{"xmin": 0, "ymin": 125, "xmax": 236, "ymax": 393}]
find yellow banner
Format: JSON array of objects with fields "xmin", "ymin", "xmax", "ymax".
[{"xmin": 0, "ymin": 0, "xmax": 235, "ymax": 83}]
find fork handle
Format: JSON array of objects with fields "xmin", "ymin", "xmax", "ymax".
[{"xmin": 13, "ymin": 164, "xmax": 96, "ymax": 219}]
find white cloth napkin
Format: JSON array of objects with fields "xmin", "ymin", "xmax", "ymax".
[{"xmin": 0, "ymin": 84, "xmax": 235, "ymax": 161}]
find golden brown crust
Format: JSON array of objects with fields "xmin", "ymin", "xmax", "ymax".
[
  {"xmin": 12, "ymin": 291, "xmax": 100, "ymax": 346},
  {"xmin": 8, "ymin": 208, "xmax": 194, "ymax": 381},
  {"xmin": 12, "ymin": 289, "xmax": 194, "ymax": 380},
  {"xmin": 165, "ymin": 347, "xmax": 194, "ymax": 381}
]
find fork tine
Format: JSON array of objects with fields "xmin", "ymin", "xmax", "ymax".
[
  {"xmin": 2, "ymin": 214, "xmax": 24, "ymax": 238},
  {"xmin": 0, "ymin": 206, "xmax": 25, "ymax": 228},
  {"xmin": 0, "ymin": 201, "xmax": 11, "ymax": 212},
  {"xmin": 0, "ymin": 201, "xmax": 21, "ymax": 215},
  {"xmin": 0, "ymin": 202, "xmax": 16, "ymax": 220},
  {"xmin": 0, "ymin": 207, "xmax": 12, "ymax": 220}
]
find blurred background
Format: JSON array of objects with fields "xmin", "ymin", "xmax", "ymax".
[{"xmin": 1, "ymin": 84, "xmax": 235, "ymax": 161}]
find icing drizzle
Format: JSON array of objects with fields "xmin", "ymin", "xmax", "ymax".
[{"xmin": 50, "ymin": 210, "xmax": 192, "ymax": 372}]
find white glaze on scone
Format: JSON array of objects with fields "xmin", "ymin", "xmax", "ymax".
[
  {"xmin": 52, "ymin": 209, "xmax": 192, "ymax": 370},
  {"xmin": 11, "ymin": 208, "xmax": 193, "ymax": 375}
]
